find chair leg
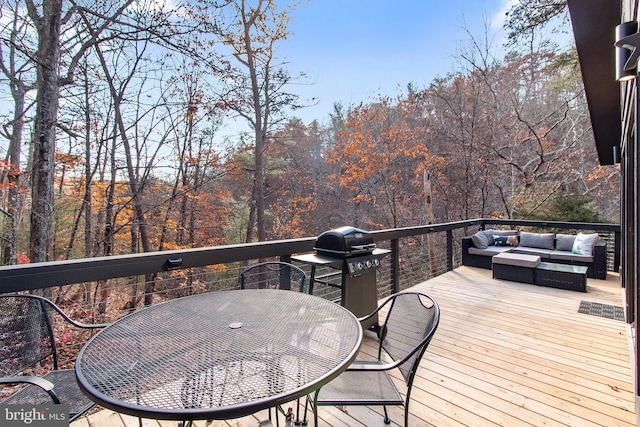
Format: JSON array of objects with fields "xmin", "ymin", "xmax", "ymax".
[
  {"xmin": 404, "ymin": 402, "xmax": 410, "ymax": 427},
  {"xmin": 383, "ymin": 405, "xmax": 391, "ymax": 424}
]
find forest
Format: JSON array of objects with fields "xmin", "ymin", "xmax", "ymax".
[{"xmin": 0, "ymin": 0, "xmax": 619, "ymax": 266}]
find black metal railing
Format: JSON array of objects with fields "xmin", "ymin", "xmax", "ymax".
[
  {"xmin": 0, "ymin": 218, "xmax": 620, "ymax": 300},
  {"xmin": 0, "ymin": 219, "xmax": 620, "ymax": 367}
]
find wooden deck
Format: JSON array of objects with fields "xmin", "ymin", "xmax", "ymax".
[{"xmin": 71, "ymin": 266, "xmax": 635, "ymax": 427}]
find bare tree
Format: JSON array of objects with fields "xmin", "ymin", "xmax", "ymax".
[
  {"xmin": 0, "ymin": 0, "xmax": 37, "ymax": 264},
  {"xmin": 219, "ymin": 0, "xmax": 303, "ymax": 242}
]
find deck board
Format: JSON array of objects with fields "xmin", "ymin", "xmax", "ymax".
[{"xmin": 72, "ymin": 266, "xmax": 635, "ymax": 427}]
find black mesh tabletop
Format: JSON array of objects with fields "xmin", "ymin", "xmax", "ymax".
[{"xmin": 75, "ymin": 289, "xmax": 362, "ymax": 421}]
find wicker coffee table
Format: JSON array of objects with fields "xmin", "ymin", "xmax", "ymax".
[{"xmin": 535, "ymin": 262, "xmax": 588, "ymax": 292}]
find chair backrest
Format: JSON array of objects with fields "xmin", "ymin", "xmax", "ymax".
[
  {"xmin": 235, "ymin": 262, "xmax": 308, "ymax": 293},
  {"xmin": 378, "ymin": 292, "xmax": 440, "ymax": 386},
  {"xmin": 0, "ymin": 294, "xmax": 58, "ymax": 376}
]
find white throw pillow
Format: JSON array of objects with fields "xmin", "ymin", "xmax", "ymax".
[{"xmin": 571, "ymin": 232, "xmax": 599, "ymax": 256}]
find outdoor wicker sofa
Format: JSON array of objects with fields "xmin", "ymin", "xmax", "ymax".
[{"xmin": 461, "ymin": 230, "xmax": 607, "ymax": 279}]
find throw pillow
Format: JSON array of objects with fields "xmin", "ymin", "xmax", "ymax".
[
  {"xmin": 555, "ymin": 234, "xmax": 576, "ymax": 251},
  {"xmin": 571, "ymin": 232, "xmax": 599, "ymax": 256},
  {"xmin": 489, "ymin": 229, "xmax": 517, "ymax": 245},
  {"xmin": 507, "ymin": 235, "xmax": 519, "ymax": 247},
  {"xmin": 493, "ymin": 236, "xmax": 509, "ymax": 246},
  {"xmin": 471, "ymin": 231, "xmax": 489, "ymax": 249},
  {"xmin": 483, "ymin": 229, "xmax": 497, "ymax": 246}
]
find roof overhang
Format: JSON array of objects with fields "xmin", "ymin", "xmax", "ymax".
[{"xmin": 567, "ymin": 0, "xmax": 621, "ymax": 165}]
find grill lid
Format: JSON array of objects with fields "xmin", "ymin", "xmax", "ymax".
[{"xmin": 314, "ymin": 226, "xmax": 376, "ymax": 257}]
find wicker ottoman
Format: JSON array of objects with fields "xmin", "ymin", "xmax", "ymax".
[{"xmin": 492, "ymin": 253, "xmax": 541, "ymax": 284}]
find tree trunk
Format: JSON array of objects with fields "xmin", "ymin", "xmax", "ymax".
[
  {"xmin": 4, "ymin": 91, "xmax": 25, "ymax": 265},
  {"xmin": 29, "ymin": 0, "xmax": 62, "ymax": 263}
]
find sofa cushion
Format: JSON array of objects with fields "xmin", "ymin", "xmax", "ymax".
[
  {"xmin": 471, "ymin": 231, "xmax": 490, "ymax": 249},
  {"xmin": 555, "ymin": 234, "xmax": 576, "ymax": 251},
  {"xmin": 512, "ymin": 247, "xmax": 552, "ymax": 259},
  {"xmin": 572, "ymin": 232, "xmax": 599, "ymax": 256},
  {"xmin": 550, "ymin": 250, "xmax": 593, "ymax": 263},
  {"xmin": 471, "ymin": 229, "xmax": 516, "ymax": 248},
  {"xmin": 519, "ymin": 232, "xmax": 555, "ymax": 249},
  {"xmin": 468, "ymin": 246, "xmax": 514, "ymax": 257}
]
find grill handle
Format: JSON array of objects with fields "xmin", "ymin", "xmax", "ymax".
[{"xmin": 351, "ymin": 243, "xmax": 376, "ymax": 251}]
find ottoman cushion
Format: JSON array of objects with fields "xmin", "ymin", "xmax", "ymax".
[{"xmin": 492, "ymin": 253, "xmax": 541, "ymax": 268}]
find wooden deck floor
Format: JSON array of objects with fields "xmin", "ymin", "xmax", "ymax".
[{"xmin": 71, "ymin": 266, "xmax": 635, "ymax": 427}]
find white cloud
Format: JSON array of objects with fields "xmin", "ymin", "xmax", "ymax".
[{"xmin": 490, "ymin": 0, "xmax": 518, "ymax": 30}]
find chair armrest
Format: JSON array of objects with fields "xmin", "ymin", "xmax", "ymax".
[
  {"xmin": 0, "ymin": 376, "xmax": 61, "ymax": 404},
  {"xmin": 28, "ymin": 294, "xmax": 110, "ymax": 329},
  {"xmin": 357, "ymin": 293, "xmax": 396, "ymax": 325}
]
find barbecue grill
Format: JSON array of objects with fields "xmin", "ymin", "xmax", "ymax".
[
  {"xmin": 292, "ymin": 226, "xmax": 389, "ymax": 331},
  {"xmin": 314, "ymin": 226, "xmax": 381, "ymax": 275}
]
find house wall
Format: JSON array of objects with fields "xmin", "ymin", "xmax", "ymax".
[{"xmin": 621, "ymin": 1, "xmax": 640, "ymax": 423}]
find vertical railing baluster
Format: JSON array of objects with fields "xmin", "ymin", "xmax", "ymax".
[
  {"xmin": 390, "ymin": 238, "xmax": 400, "ymax": 294},
  {"xmin": 447, "ymin": 230, "xmax": 454, "ymax": 271}
]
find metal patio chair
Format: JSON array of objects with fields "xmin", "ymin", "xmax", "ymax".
[
  {"xmin": 235, "ymin": 261, "xmax": 309, "ymax": 426},
  {"xmin": 305, "ymin": 291, "xmax": 440, "ymax": 427},
  {"xmin": 235, "ymin": 261, "xmax": 308, "ymax": 293},
  {"xmin": 0, "ymin": 293, "xmax": 109, "ymax": 421}
]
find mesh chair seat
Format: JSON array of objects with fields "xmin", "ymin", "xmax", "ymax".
[
  {"xmin": 312, "ymin": 364, "xmax": 404, "ymax": 406},
  {"xmin": 1, "ymin": 370, "xmax": 94, "ymax": 418}
]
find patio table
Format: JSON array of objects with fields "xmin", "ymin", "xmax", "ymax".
[{"xmin": 75, "ymin": 289, "xmax": 362, "ymax": 422}]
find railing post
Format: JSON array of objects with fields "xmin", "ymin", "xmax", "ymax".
[
  {"xmin": 279, "ymin": 255, "xmax": 292, "ymax": 290},
  {"xmin": 390, "ymin": 238, "xmax": 400, "ymax": 294},
  {"xmin": 446, "ymin": 230, "xmax": 454, "ymax": 271}
]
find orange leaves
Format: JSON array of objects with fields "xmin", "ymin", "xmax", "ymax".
[
  {"xmin": 55, "ymin": 152, "xmax": 82, "ymax": 168},
  {"xmin": 0, "ymin": 159, "xmax": 21, "ymax": 177},
  {"xmin": 326, "ymin": 97, "xmax": 435, "ymax": 226}
]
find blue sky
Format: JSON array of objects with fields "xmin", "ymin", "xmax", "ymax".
[{"xmin": 276, "ymin": 0, "xmax": 512, "ymax": 125}]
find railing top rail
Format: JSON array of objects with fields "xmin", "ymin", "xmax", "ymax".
[{"xmin": 0, "ymin": 219, "xmax": 619, "ymax": 293}]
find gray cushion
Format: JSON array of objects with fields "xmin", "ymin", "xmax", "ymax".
[
  {"xmin": 519, "ymin": 232, "xmax": 555, "ymax": 249},
  {"xmin": 468, "ymin": 246, "xmax": 514, "ymax": 256},
  {"xmin": 471, "ymin": 231, "xmax": 490, "ymax": 249},
  {"xmin": 511, "ymin": 247, "xmax": 552, "ymax": 259},
  {"xmin": 571, "ymin": 232, "xmax": 599, "ymax": 256},
  {"xmin": 550, "ymin": 251, "xmax": 593, "ymax": 263},
  {"xmin": 555, "ymin": 234, "xmax": 576, "ymax": 251},
  {"xmin": 472, "ymin": 230, "xmax": 517, "ymax": 248},
  {"xmin": 492, "ymin": 252, "xmax": 541, "ymax": 268},
  {"xmin": 482, "ymin": 229, "xmax": 497, "ymax": 246}
]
